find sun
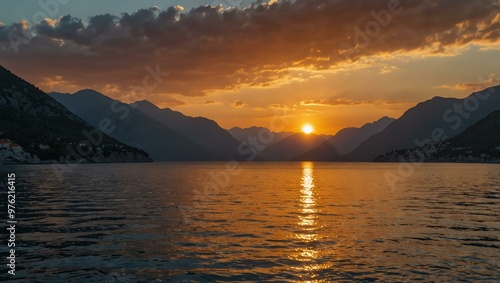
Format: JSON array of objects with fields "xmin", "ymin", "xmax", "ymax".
[{"xmin": 302, "ymin": 124, "xmax": 314, "ymax": 134}]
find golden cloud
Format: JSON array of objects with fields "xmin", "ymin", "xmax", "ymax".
[
  {"xmin": 0, "ymin": 0, "xmax": 499, "ymax": 98},
  {"xmin": 438, "ymin": 77, "xmax": 500, "ymax": 91},
  {"xmin": 300, "ymin": 98, "xmax": 409, "ymax": 106}
]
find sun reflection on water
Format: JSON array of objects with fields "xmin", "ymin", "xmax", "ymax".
[
  {"xmin": 290, "ymin": 162, "xmax": 332, "ymax": 281},
  {"xmin": 298, "ymin": 163, "xmax": 318, "ymax": 236}
]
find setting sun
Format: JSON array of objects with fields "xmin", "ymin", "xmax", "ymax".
[{"xmin": 302, "ymin": 124, "xmax": 314, "ymax": 134}]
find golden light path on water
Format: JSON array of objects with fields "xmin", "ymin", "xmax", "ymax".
[{"xmin": 290, "ymin": 162, "xmax": 333, "ymax": 282}]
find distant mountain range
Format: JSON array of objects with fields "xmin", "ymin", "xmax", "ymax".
[
  {"xmin": 2, "ymin": 64, "xmax": 499, "ymax": 163},
  {"xmin": 50, "ymin": 88, "xmax": 395, "ymax": 162},
  {"xmin": 229, "ymin": 117, "xmax": 395, "ymax": 161},
  {"xmin": 134, "ymin": 100, "xmax": 248, "ymax": 160},
  {"xmin": 228, "ymin": 126, "xmax": 294, "ymax": 147},
  {"xmin": 261, "ymin": 133, "xmax": 330, "ymax": 161},
  {"xmin": 0, "ymin": 66, "xmax": 151, "ymax": 164},
  {"xmin": 52, "ymin": 90, "xmax": 398, "ymax": 162},
  {"xmin": 50, "ymin": 90, "xmax": 220, "ymax": 161},
  {"xmin": 328, "ymin": 117, "xmax": 395, "ymax": 155},
  {"xmin": 291, "ymin": 139, "xmax": 340, "ymax": 161},
  {"xmin": 50, "ymin": 90, "xmax": 263, "ymax": 161}
]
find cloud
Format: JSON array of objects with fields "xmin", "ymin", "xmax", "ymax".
[
  {"xmin": 378, "ymin": 65, "xmax": 400, "ymax": 74},
  {"xmin": 130, "ymin": 92, "xmax": 185, "ymax": 107},
  {"xmin": 232, "ymin": 100, "xmax": 246, "ymax": 108},
  {"xmin": 37, "ymin": 75, "xmax": 80, "ymax": 90},
  {"xmin": 438, "ymin": 77, "xmax": 500, "ymax": 91},
  {"xmin": 300, "ymin": 98, "xmax": 407, "ymax": 106},
  {"xmin": 154, "ymin": 97, "xmax": 186, "ymax": 107},
  {"xmin": 267, "ymin": 104, "xmax": 285, "ymax": 109},
  {"xmin": 204, "ymin": 100, "xmax": 216, "ymax": 104},
  {"xmin": 301, "ymin": 98, "xmax": 365, "ymax": 106},
  {"xmin": 0, "ymin": 0, "xmax": 499, "ymax": 99},
  {"xmin": 0, "ymin": 20, "xmax": 30, "ymax": 43}
]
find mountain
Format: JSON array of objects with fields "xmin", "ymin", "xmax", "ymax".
[
  {"xmin": 436, "ymin": 108, "xmax": 500, "ymax": 162},
  {"xmin": 0, "ymin": 66, "xmax": 151, "ymax": 163},
  {"xmin": 49, "ymin": 89, "xmax": 112, "ymax": 113},
  {"xmin": 50, "ymin": 90, "xmax": 220, "ymax": 161},
  {"xmin": 134, "ymin": 100, "xmax": 249, "ymax": 160},
  {"xmin": 229, "ymin": 117, "xmax": 393, "ymax": 160},
  {"xmin": 376, "ymin": 109, "xmax": 500, "ymax": 163},
  {"xmin": 260, "ymin": 133, "xmax": 328, "ymax": 161},
  {"xmin": 448, "ymin": 109, "xmax": 500, "ymax": 151},
  {"xmin": 228, "ymin": 126, "xmax": 294, "ymax": 147},
  {"xmin": 328, "ymin": 117, "xmax": 395, "ymax": 155},
  {"xmin": 291, "ymin": 140, "xmax": 340, "ymax": 161},
  {"xmin": 342, "ymin": 86, "xmax": 500, "ymax": 161}
]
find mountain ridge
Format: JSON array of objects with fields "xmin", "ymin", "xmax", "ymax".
[
  {"xmin": 328, "ymin": 116, "xmax": 395, "ymax": 155},
  {"xmin": 133, "ymin": 100, "xmax": 251, "ymax": 161},
  {"xmin": 341, "ymin": 86, "xmax": 500, "ymax": 161},
  {"xmin": 260, "ymin": 133, "xmax": 328, "ymax": 161},
  {"xmin": 50, "ymin": 90, "xmax": 222, "ymax": 161},
  {"xmin": 228, "ymin": 126, "xmax": 294, "ymax": 148},
  {"xmin": 0, "ymin": 66, "xmax": 152, "ymax": 163},
  {"xmin": 375, "ymin": 109, "xmax": 500, "ymax": 163}
]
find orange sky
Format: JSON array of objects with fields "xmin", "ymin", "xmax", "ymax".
[{"xmin": 1, "ymin": 0, "xmax": 500, "ymax": 134}]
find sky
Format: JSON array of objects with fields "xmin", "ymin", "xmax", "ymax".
[{"xmin": 0, "ymin": 0, "xmax": 499, "ymax": 134}]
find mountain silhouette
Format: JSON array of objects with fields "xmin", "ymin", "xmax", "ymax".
[
  {"xmin": 376, "ymin": 109, "xmax": 500, "ymax": 162},
  {"xmin": 291, "ymin": 140, "xmax": 340, "ymax": 161},
  {"xmin": 342, "ymin": 86, "xmax": 500, "ymax": 161},
  {"xmin": 134, "ymin": 100, "xmax": 249, "ymax": 160},
  {"xmin": 328, "ymin": 117, "xmax": 395, "ymax": 155},
  {"xmin": 0, "ymin": 66, "xmax": 151, "ymax": 163},
  {"xmin": 228, "ymin": 126, "xmax": 294, "ymax": 147},
  {"xmin": 447, "ymin": 109, "xmax": 500, "ymax": 154},
  {"xmin": 50, "ymin": 90, "xmax": 220, "ymax": 161},
  {"xmin": 260, "ymin": 133, "xmax": 328, "ymax": 161}
]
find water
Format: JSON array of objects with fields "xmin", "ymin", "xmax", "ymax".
[{"xmin": 0, "ymin": 162, "xmax": 498, "ymax": 282}]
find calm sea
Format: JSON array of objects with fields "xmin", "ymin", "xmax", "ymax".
[{"xmin": 0, "ymin": 162, "xmax": 498, "ymax": 282}]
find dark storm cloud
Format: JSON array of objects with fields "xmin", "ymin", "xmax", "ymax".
[
  {"xmin": 0, "ymin": 0, "xmax": 499, "ymax": 98},
  {"xmin": 0, "ymin": 21, "xmax": 31, "ymax": 42},
  {"xmin": 35, "ymin": 15, "xmax": 84, "ymax": 40}
]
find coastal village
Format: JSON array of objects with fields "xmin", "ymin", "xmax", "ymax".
[{"xmin": 0, "ymin": 138, "xmax": 41, "ymax": 164}]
